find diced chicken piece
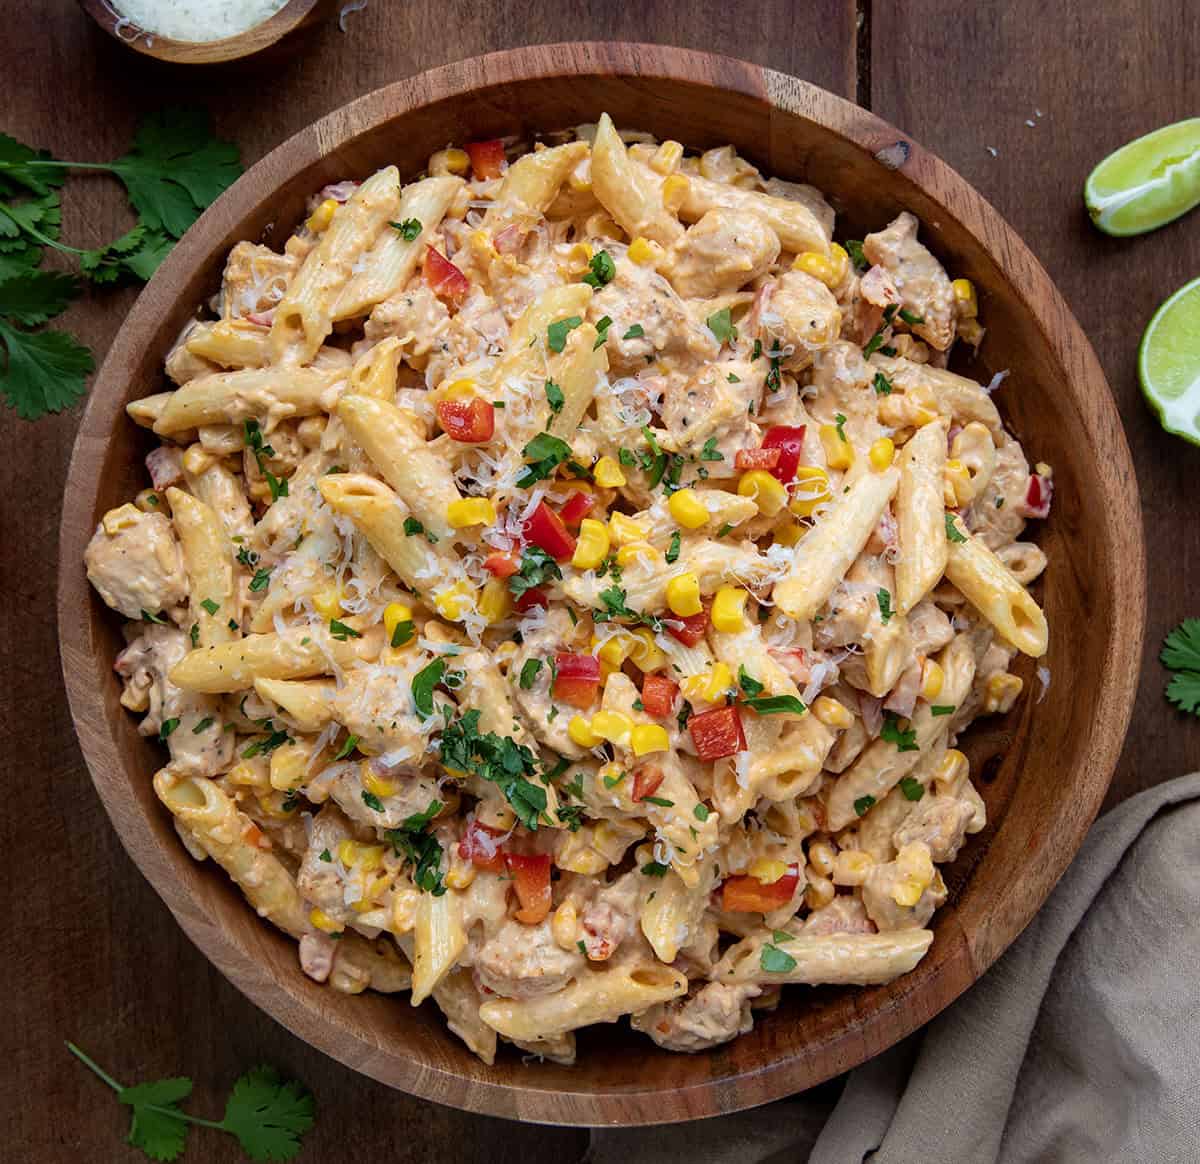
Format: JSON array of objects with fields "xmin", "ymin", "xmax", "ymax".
[
  {"xmin": 165, "ymin": 319, "xmax": 219, "ymax": 386},
  {"xmin": 883, "ymin": 659, "xmax": 923, "ymax": 719},
  {"xmin": 579, "ymin": 871, "xmax": 642, "ymax": 961},
  {"xmin": 85, "ymin": 505, "xmax": 188, "ymax": 620},
  {"xmin": 590, "ymin": 257, "xmax": 719, "ymax": 376},
  {"xmin": 666, "ymin": 208, "xmax": 780, "ymax": 299},
  {"xmin": 145, "ymin": 446, "xmax": 184, "ymax": 491},
  {"xmin": 658, "ymin": 359, "xmax": 762, "ymax": 458},
  {"xmin": 801, "ymin": 894, "xmax": 876, "ymax": 935},
  {"xmin": 220, "ymin": 241, "xmax": 300, "ymax": 321},
  {"xmin": 364, "ymin": 283, "xmax": 453, "ymax": 371},
  {"xmin": 113, "ymin": 625, "xmax": 232, "ymax": 777},
  {"xmin": 893, "ymin": 795, "xmax": 975, "ymax": 863},
  {"xmin": 861, "ymin": 842, "xmax": 947, "ymax": 931},
  {"xmin": 761, "ymin": 177, "xmax": 836, "ymax": 239},
  {"xmin": 863, "ymin": 212, "xmax": 956, "ymax": 351},
  {"xmin": 508, "ymin": 1033, "xmax": 577, "ymax": 1065},
  {"xmin": 967, "ymin": 433, "xmax": 1030, "ymax": 549},
  {"xmin": 473, "ymin": 917, "xmax": 585, "ymax": 999},
  {"xmin": 631, "ymin": 981, "xmax": 760, "ymax": 1052},
  {"xmin": 328, "ymin": 760, "xmax": 442, "ymax": 832},
  {"xmin": 299, "ymin": 932, "xmax": 338, "ymax": 983},
  {"xmin": 296, "ymin": 803, "xmax": 364, "ymax": 924},
  {"xmin": 907, "ymin": 600, "xmax": 955, "ymax": 655},
  {"xmin": 757, "ymin": 270, "xmax": 842, "ymax": 371},
  {"xmin": 329, "ymin": 658, "xmax": 435, "ymax": 757},
  {"xmin": 509, "ymin": 609, "xmax": 590, "ymax": 759}
]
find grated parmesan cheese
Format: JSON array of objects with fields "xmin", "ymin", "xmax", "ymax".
[{"xmin": 111, "ymin": 0, "xmax": 287, "ymax": 42}]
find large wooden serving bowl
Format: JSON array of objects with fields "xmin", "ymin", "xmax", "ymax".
[{"xmin": 58, "ymin": 43, "xmax": 1144, "ymax": 1125}]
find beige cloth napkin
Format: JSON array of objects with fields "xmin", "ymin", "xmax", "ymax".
[{"xmin": 587, "ymin": 774, "xmax": 1200, "ymax": 1163}]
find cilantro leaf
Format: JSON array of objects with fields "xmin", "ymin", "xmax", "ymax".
[
  {"xmin": 1166, "ymin": 671, "xmax": 1200, "ymax": 715},
  {"xmin": 880, "ymin": 711, "xmax": 919, "ymax": 751},
  {"xmin": 844, "ymin": 239, "xmax": 867, "ymax": 271},
  {"xmin": 665, "ymin": 530, "xmax": 681, "ymax": 564},
  {"xmin": 854, "ymin": 794, "xmax": 877, "ymax": 816},
  {"xmin": 931, "ymin": 704, "xmax": 956, "ymax": 716},
  {"xmin": 593, "ymin": 314, "xmax": 612, "ymax": 349},
  {"xmin": 742, "ymin": 694, "xmax": 807, "ymax": 716},
  {"xmin": 899, "ymin": 776, "xmax": 926, "ymax": 801},
  {"xmin": 945, "ymin": 513, "xmax": 967, "ymax": 543},
  {"xmin": 873, "ymin": 371, "xmax": 894, "ymax": 396},
  {"xmin": 737, "ymin": 665, "xmax": 764, "ymax": 698},
  {"xmin": 582, "ymin": 250, "xmax": 615, "ymax": 288},
  {"xmin": 120, "ymin": 1078, "xmax": 193, "ymax": 1162},
  {"xmin": 641, "ymin": 861, "xmax": 670, "ymax": 877},
  {"xmin": 390, "ymin": 619, "xmax": 414, "ymax": 648},
  {"xmin": 706, "ymin": 306, "xmax": 737, "ymax": 344},
  {"xmin": 0, "ymin": 133, "xmax": 66, "ymax": 196},
  {"xmin": 0, "ymin": 190, "xmax": 62, "ymax": 248},
  {"xmin": 411, "ymin": 658, "xmax": 447, "ymax": 719},
  {"xmin": 0, "ymin": 318, "xmax": 92, "ymax": 418},
  {"xmin": 219, "ymin": 1065, "xmax": 316, "ymax": 1162},
  {"xmin": 544, "ymin": 378, "xmax": 564, "ymax": 416},
  {"xmin": 80, "ymin": 225, "xmax": 174, "ymax": 285},
  {"xmin": 390, "ymin": 217, "xmax": 422, "ymax": 241},
  {"xmin": 509, "ymin": 545, "xmax": 562, "ymax": 598},
  {"xmin": 0, "ymin": 269, "xmax": 78, "ymax": 325},
  {"xmin": 519, "ymin": 658, "xmax": 543, "ymax": 689},
  {"xmin": 547, "ymin": 315, "xmax": 583, "ymax": 353},
  {"xmin": 699, "ymin": 436, "xmax": 724, "ymax": 461},
  {"xmin": 517, "ymin": 430, "xmax": 573, "ymax": 487},
  {"xmin": 760, "ymin": 943, "xmax": 798, "ymax": 973},
  {"xmin": 111, "ymin": 109, "xmax": 242, "ymax": 238},
  {"xmin": 1162, "ymin": 619, "xmax": 1200, "ymax": 716},
  {"xmin": 328, "ymin": 618, "xmax": 360, "ymax": 641},
  {"xmin": 877, "ymin": 587, "xmax": 893, "ymax": 625},
  {"xmin": 622, "ymin": 323, "xmax": 644, "ymax": 340}
]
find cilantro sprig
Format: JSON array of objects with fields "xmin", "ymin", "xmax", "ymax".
[
  {"xmin": 0, "ymin": 111, "xmax": 242, "ymax": 419},
  {"xmin": 1162, "ymin": 618, "xmax": 1200, "ymax": 716},
  {"xmin": 67, "ymin": 1043, "xmax": 315, "ymax": 1162}
]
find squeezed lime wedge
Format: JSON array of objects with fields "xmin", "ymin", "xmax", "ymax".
[
  {"xmin": 1140, "ymin": 276, "xmax": 1200, "ymax": 446},
  {"xmin": 1085, "ymin": 118, "xmax": 1200, "ymax": 236}
]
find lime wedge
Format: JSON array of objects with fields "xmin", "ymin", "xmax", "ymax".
[
  {"xmin": 1140, "ymin": 277, "xmax": 1200, "ymax": 445},
  {"xmin": 1085, "ymin": 118, "xmax": 1200, "ymax": 236}
]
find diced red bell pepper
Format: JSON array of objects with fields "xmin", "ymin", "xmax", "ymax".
[
  {"xmin": 668, "ymin": 606, "xmax": 710, "ymax": 647},
  {"xmin": 1021, "ymin": 473, "xmax": 1053, "ymax": 519},
  {"xmin": 460, "ymin": 820, "xmax": 507, "ymax": 873},
  {"xmin": 558, "ymin": 489, "xmax": 595, "ymax": 529},
  {"xmin": 735, "ymin": 447, "xmax": 782, "ymax": 471},
  {"xmin": 465, "ymin": 138, "xmax": 507, "ymax": 180},
  {"xmin": 505, "ymin": 852, "xmax": 552, "ymax": 924},
  {"xmin": 423, "ymin": 246, "xmax": 470, "ymax": 310},
  {"xmin": 436, "ymin": 397, "xmax": 495, "ymax": 443},
  {"xmin": 688, "ymin": 705, "xmax": 746, "ymax": 760},
  {"xmin": 762, "ymin": 424, "xmax": 807, "ymax": 483},
  {"xmin": 721, "ymin": 865, "xmax": 800, "ymax": 913},
  {"xmin": 523, "ymin": 500, "xmax": 577, "ymax": 561},
  {"xmin": 514, "ymin": 587, "xmax": 547, "ymax": 613},
  {"xmin": 483, "ymin": 551, "xmax": 519, "ymax": 578},
  {"xmin": 641, "ymin": 674, "xmax": 679, "ymax": 719},
  {"xmin": 553, "ymin": 652, "xmax": 601, "ymax": 709},
  {"xmin": 631, "ymin": 763, "xmax": 665, "ymax": 802}
]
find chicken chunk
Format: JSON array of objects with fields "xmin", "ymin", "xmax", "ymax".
[
  {"xmin": 861, "ymin": 842, "xmax": 947, "ymax": 931},
  {"xmin": 666, "ymin": 208, "xmax": 780, "ymax": 299},
  {"xmin": 219, "ymin": 241, "xmax": 299, "ymax": 321},
  {"xmin": 85, "ymin": 505, "xmax": 187, "ymax": 620},
  {"xmin": 863, "ymin": 212, "xmax": 956, "ymax": 351},
  {"xmin": 631, "ymin": 981, "xmax": 760, "ymax": 1052},
  {"xmin": 113, "ymin": 624, "xmax": 232, "ymax": 777},
  {"xmin": 801, "ymin": 894, "xmax": 876, "ymax": 935},
  {"xmin": 967, "ymin": 432, "xmax": 1030, "ymax": 549},
  {"xmin": 473, "ymin": 917, "xmax": 585, "ymax": 999},
  {"xmin": 658, "ymin": 359, "xmax": 762, "ymax": 458},
  {"xmin": 329, "ymin": 657, "xmax": 437, "ymax": 757},
  {"xmin": 758, "ymin": 270, "xmax": 842, "ymax": 371},
  {"xmin": 364, "ymin": 283, "xmax": 452, "ymax": 372},
  {"xmin": 893, "ymin": 795, "xmax": 975, "ymax": 863},
  {"xmin": 296, "ymin": 803, "xmax": 365, "ymax": 924}
]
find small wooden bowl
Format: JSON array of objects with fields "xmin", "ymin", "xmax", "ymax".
[
  {"xmin": 77, "ymin": 0, "xmax": 336, "ymax": 64},
  {"xmin": 58, "ymin": 43, "xmax": 1145, "ymax": 1125}
]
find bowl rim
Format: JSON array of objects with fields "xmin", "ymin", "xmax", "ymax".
[
  {"xmin": 77, "ymin": 0, "xmax": 323, "ymax": 63},
  {"xmin": 57, "ymin": 41, "xmax": 1145, "ymax": 1125}
]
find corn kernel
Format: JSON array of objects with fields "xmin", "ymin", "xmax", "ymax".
[
  {"xmin": 616, "ymin": 541, "xmax": 662, "ymax": 568},
  {"xmin": 805, "ymin": 875, "xmax": 835, "ymax": 910},
  {"xmin": 807, "ymin": 840, "xmax": 836, "ymax": 878},
  {"xmin": 569, "ymin": 715, "xmax": 601, "ymax": 748},
  {"xmin": 444, "ymin": 857, "xmax": 477, "ymax": 891},
  {"xmin": 793, "ymin": 251, "xmax": 838, "ymax": 286},
  {"xmin": 363, "ymin": 766, "xmax": 399, "ymax": 800},
  {"xmin": 608, "ymin": 512, "xmax": 649, "ymax": 545},
  {"xmin": 891, "ymin": 842, "xmax": 934, "ymax": 907},
  {"xmin": 819, "ymin": 423, "xmax": 854, "ymax": 470},
  {"xmin": 681, "ymin": 661, "xmax": 732, "ymax": 705},
  {"xmin": 943, "ymin": 458, "xmax": 974, "ymax": 507},
  {"xmin": 591, "ymin": 710, "xmax": 634, "ymax": 745},
  {"xmin": 442, "ymin": 377, "xmax": 477, "ymax": 401},
  {"xmin": 478, "ymin": 578, "xmax": 512, "ymax": 625},
  {"xmin": 551, "ymin": 901, "xmax": 580, "ymax": 950},
  {"xmin": 869, "ymin": 437, "xmax": 896, "ymax": 471},
  {"xmin": 631, "ymin": 723, "xmax": 670, "ymax": 756},
  {"xmin": 269, "ymin": 743, "xmax": 309, "ymax": 791},
  {"xmin": 447, "ymin": 497, "xmax": 497, "ymax": 528},
  {"xmin": 628, "ymin": 628, "xmax": 667, "ymax": 672},
  {"xmin": 134, "ymin": 489, "xmax": 162, "ymax": 513},
  {"xmin": 593, "ymin": 455, "xmax": 626, "ymax": 489},
  {"xmin": 737, "ymin": 469, "xmax": 788, "ymax": 517},
  {"xmin": 434, "ymin": 580, "xmax": 476, "ymax": 621},
  {"xmin": 812, "ymin": 695, "xmax": 852, "ymax": 729},
  {"xmin": 182, "ymin": 443, "xmax": 215, "ymax": 476},
  {"xmin": 430, "ymin": 147, "xmax": 470, "ymax": 176},
  {"xmin": 306, "ymin": 198, "xmax": 338, "ymax": 233},
  {"xmin": 661, "ymin": 173, "xmax": 690, "ymax": 212},
  {"xmin": 666, "ymin": 572, "xmax": 702, "ymax": 617},
  {"xmin": 566, "ymin": 160, "xmax": 592, "ymax": 193},
  {"xmin": 921, "ymin": 659, "xmax": 944, "ymax": 701},
  {"xmin": 789, "ymin": 466, "xmax": 832, "ymax": 518},
  {"xmin": 102, "ymin": 502, "xmax": 142, "ymax": 535},
  {"xmin": 626, "ymin": 236, "xmax": 657, "ymax": 265},
  {"xmin": 337, "ymin": 840, "xmax": 385, "ymax": 872},
  {"xmin": 476, "ymin": 799, "xmax": 517, "ymax": 832},
  {"xmin": 934, "ymin": 748, "xmax": 970, "ymax": 797},
  {"xmin": 572, "ymin": 517, "xmax": 610, "ymax": 570},
  {"xmin": 226, "ymin": 759, "xmax": 269, "ymax": 790},
  {"xmin": 649, "ymin": 140, "xmax": 684, "ymax": 174},
  {"xmin": 983, "ymin": 672, "xmax": 1024, "ymax": 715},
  {"xmin": 383, "ymin": 602, "xmax": 414, "ymax": 645},
  {"xmin": 748, "ymin": 857, "xmax": 789, "ymax": 885},
  {"xmin": 833, "ymin": 849, "xmax": 874, "ymax": 886},
  {"xmin": 711, "ymin": 586, "xmax": 749, "ymax": 633},
  {"xmin": 952, "ymin": 278, "xmax": 978, "ymax": 318},
  {"xmin": 567, "ymin": 242, "xmax": 594, "ymax": 270},
  {"xmin": 668, "ymin": 487, "xmax": 709, "ymax": 529},
  {"xmin": 557, "ymin": 832, "xmax": 609, "ymax": 875},
  {"xmin": 309, "ymin": 908, "xmax": 341, "ymax": 933},
  {"xmin": 594, "ymin": 631, "xmax": 633, "ymax": 667},
  {"xmin": 311, "ymin": 584, "xmax": 344, "ymax": 620},
  {"xmin": 774, "ymin": 519, "xmax": 804, "ymax": 547}
]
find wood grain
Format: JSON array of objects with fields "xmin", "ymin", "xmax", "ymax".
[
  {"xmin": 55, "ymin": 39, "xmax": 1140, "ymax": 1126},
  {"xmin": 0, "ymin": 0, "xmax": 1193, "ymax": 1155}
]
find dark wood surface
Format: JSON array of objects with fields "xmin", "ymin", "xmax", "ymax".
[{"xmin": 2, "ymin": 0, "xmax": 1193, "ymax": 1156}]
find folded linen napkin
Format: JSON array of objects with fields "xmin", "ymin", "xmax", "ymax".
[{"xmin": 587, "ymin": 774, "xmax": 1200, "ymax": 1164}]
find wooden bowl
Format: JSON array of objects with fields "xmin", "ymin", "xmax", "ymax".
[
  {"xmin": 58, "ymin": 43, "xmax": 1145, "ymax": 1125},
  {"xmin": 77, "ymin": 0, "xmax": 336, "ymax": 64}
]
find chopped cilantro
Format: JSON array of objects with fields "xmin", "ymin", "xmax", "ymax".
[
  {"xmin": 362, "ymin": 790, "xmax": 385, "ymax": 812},
  {"xmin": 603, "ymin": 769, "xmax": 626, "ymax": 789},
  {"xmin": 547, "ymin": 315, "xmax": 583, "ymax": 353},
  {"xmin": 594, "ymin": 315, "xmax": 612, "ymax": 349},
  {"xmin": 334, "ymin": 734, "xmax": 359, "ymax": 760},
  {"xmin": 158, "ymin": 717, "xmax": 180, "ymax": 740},
  {"xmin": 699, "ymin": 436, "xmax": 724, "ymax": 461},
  {"xmin": 411, "ymin": 658, "xmax": 447, "ymax": 719},
  {"xmin": 693, "ymin": 803, "xmax": 710, "ymax": 822},
  {"xmin": 880, "ymin": 711, "xmax": 919, "ymax": 751},
  {"xmin": 877, "ymin": 588, "xmax": 893, "ymax": 624},
  {"xmin": 899, "ymin": 776, "xmax": 926, "ymax": 801},
  {"xmin": 390, "ymin": 217, "xmax": 422, "ymax": 241},
  {"xmin": 199, "ymin": 597, "xmax": 219, "ymax": 616},
  {"xmin": 706, "ymin": 306, "xmax": 737, "ymax": 344},
  {"xmin": 509, "ymin": 545, "xmax": 562, "ymax": 598},
  {"xmin": 834, "ymin": 412, "xmax": 848, "ymax": 442},
  {"xmin": 188, "ymin": 622, "xmax": 199, "ymax": 648},
  {"xmin": 622, "ymin": 323, "xmax": 644, "ymax": 340},
  {"xmin": 873, "ymin": 371, "xmax": 894, "ymax": 396},
  {"xmin": 582, "ymin": 250, "xmax": 615, "ymax": 288},
  {"xmin": 519, "ymin": 658, "xmax": 543, "ymax": 690},
  {"xmin": 945, "ymin": 513, "xmax": 967, "ymax": 543},
  {"xmin": 716, "ymin": 521, "xmax": 733, "ymax": 538},
  {"xmin": 641, "ymin": 861, "xmax": 669, "ymax": 877},
  {"xmin": 248, "ymin": 567, "xmax": 271, "ymax": 593},
  {"xmin": 641, "ymin": 795, "xmax": 674, "ymax": 807},
  {"xmin": 328, "ymin": 619, "xmax": 361, "ymax": 641},
  {"xmin": 760, "ymin": 943, "xmax": 798, "ymax": 973},
  {"xmin": 742, "ymin": 694, "xmax": 807, "ymax": 716},
  {"xmin": 665, "ymin": 530, "xmax": 681, "ymax": 564},
  {"xmin": 898, "ymin": 307, "xmax": 924, "ymax": 325},
  {"xmin": 319, "ymin": 849, "xmax": 332, "ymax": 862},
  {"xmin": 191, "ymin": 715, "xmax": 214, "ymax": 735},
  {"xmin": 390, "ymin": 619, "xmax": 415, "ymax": 648},
  {"xmin": 844, "ymin": 239, "xmax": 867, "ymax": 270},
  {"xmin": 517, "ymin": 430, "xmax": 573, "ymax": 487},
  {"xmin": 737, "ymin": 665, "xmax": 764, "ymax": 698},
  {"xmin": 544, "ymin": 378, "xmax": 564, "ymax": 416},
  {"xmin": 931, "ymin": 704, "xmax": 956, "ymax": 716},
  {"xmin": 853, "ymin": 794, "xmax": 876, "ymax": 817}
]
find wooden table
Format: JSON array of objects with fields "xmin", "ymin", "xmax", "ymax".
[{"xmin": 3, "ymin": 2, "xmax": 1196, "ymax": 1158}]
